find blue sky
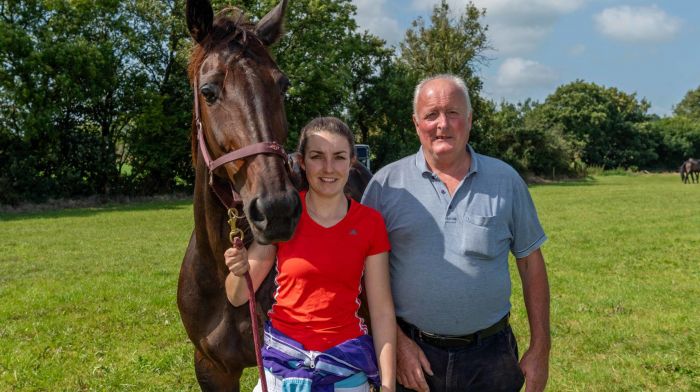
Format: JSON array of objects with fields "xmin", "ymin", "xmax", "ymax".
[{"xmin": 351, "ymin": 0, "xmax": 700, "ymax": 116}]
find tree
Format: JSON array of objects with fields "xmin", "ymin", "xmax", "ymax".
[
  {"xmin": 1, "ymin": 0, "xmax": 123, "ymax": 200},
  {"xmin": 674, "ymin": 85, "xmax": 700, "ymax": 120},
  {"xmin": 353, "ymin": 61, "xmax": 419, "ymax": 169},
  {"xmin": 122, "ymin": 0, "xmax": 194, "ymax": 194},
  {"xmin": 481, "ymin": 100, "xmax": 583, "ymax": 178},
  {"xmin": 399, "ymin": 0, "xmax": 489, "ymax": 88},
  {"xmin": 535, "ymin": 80, "xmax": 654, "ymax": 169},
  {"xmin": 0, "ymin": 0, "xmax": 198, "ymax": 201},
  {"xmin": 642, "ymin": 116, "xmax": 700, "ymax": 169},
  {"xmin": 343, "ymin": 31, "xmax": 393, "ymax": 145},
  {"xmin": 0, "ymin": 0, "xmax": 186, "ymax": 201},
  {"xmin": 281, "ymin": 0, "xmax": 394, "ymax": 150}
]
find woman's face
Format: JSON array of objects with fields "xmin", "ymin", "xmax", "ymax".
[{"xmin": 301, "ymin": 130, "xmax": 352, "ymax": 198}]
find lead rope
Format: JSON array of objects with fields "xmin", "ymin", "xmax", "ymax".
[{"xmin": 228, "ymin": 208, "xmax": 268, "ymax": 392}]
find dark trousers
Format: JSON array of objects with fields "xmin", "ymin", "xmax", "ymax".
[{"xmin": 397, "ymin": 325, "xmax": 524, "ymax": 392}]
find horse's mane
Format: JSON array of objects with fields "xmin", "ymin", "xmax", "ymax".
[{"xmin": 188, "ymin": 7, "xmax": 257, "ymax": 165}]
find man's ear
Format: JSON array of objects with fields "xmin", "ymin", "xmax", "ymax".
[
  {"xmin": 255, "ymin": 0, "xmax": 288, "ymax": 46},
  {"xmin": 412, "ymin": 114, "xmax": 420, "ymax": 133}
]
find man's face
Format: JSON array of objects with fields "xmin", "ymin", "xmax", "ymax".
[{"xmin": 413, "ymin": 79, "xmax": 472, "ymax": 163}]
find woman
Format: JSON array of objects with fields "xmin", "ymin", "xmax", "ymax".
[{"xmin": 225, "ymin": 117, "xmax": 396, "ymax": 392}]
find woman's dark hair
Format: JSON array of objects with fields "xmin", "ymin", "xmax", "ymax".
[{"xmin": 297, "ymin": 116, "xmax": 355, "ymax": 158}]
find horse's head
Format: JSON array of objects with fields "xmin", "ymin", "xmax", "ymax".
[{"xmin": 187, "ymin": 0, "xmax": 300, "ymax": 244}]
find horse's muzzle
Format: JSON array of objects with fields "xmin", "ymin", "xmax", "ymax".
[{"xmin": 246, "ymin": 190, "xmax": 301, "ymax": 244}]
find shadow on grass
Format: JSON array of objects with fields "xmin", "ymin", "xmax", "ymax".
[{"xmin": 0, "ymin": 197, "xmax": 193, "ymax": 222}]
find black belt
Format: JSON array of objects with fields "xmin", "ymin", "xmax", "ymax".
[{"xmin": 397, "ymin": 314, "xmax": 510, "ymax": 349}]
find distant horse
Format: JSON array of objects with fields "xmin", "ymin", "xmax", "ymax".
[
  {"xmin": 683, "ymin": 158, "xmax": 700, "ymax": 184},
  {"xmin": 177, "ymin": 1, "xmax": 371, "ymax": 390}
]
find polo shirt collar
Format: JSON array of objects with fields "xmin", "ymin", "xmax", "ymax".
[{"xmin": 415, "ymin": 144, "xmax": 480, "ymax": 178}]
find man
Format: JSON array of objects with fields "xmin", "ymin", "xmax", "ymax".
[{"xmin": 362, "ymin": 74, "xmax": 550, "ymax": 392}]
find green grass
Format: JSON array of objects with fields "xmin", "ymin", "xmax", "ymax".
[
  {"xmin": 511, "ymin": 174, "xmax": 700, "ymax": 391},
  {"xmin": 0, "ymin": 201, "xmax": 198, "ymax": 391},
  {"xmin": 1, "ymin": 174, "xmax": 699, "ymax": 391}
]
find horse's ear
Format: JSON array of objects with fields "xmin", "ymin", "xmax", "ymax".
[
  {"xmin": 186, "ymin": 0, "xmax": 214, "ymax": 44},
  {"xmin": 255, "ymin": 0, "xmax": 288, "ymax": 46}
]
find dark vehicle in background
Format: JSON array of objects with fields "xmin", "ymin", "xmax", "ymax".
[{"xmin": 355, "ymin": 144, "xmax": 371, "ymax": 172}]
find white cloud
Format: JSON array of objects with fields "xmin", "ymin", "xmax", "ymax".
[
  {"xmin": 411, "ymin": 0, "xmax": 585, "ymax": 55},
  {"xmin": 488, "ymin": 25, "xmax": 552, "ymax": 54},
  {"xmin": 353, "ymin": 0, "xmax": 403, "ymax": 46},
  {"xmin": 496, "ymin": 57, "xmax": 559, "ymax": 90},
  {"xmin": 411, "ymin": 0, "xmax": 583, "ymax": 20},
  {"xmin": 594, "ymin": 5, "xmax": 682, "ymax": 43},
  {"xmin": 470, "ymin": 0, "xmax": 584, "ymax": 23}
]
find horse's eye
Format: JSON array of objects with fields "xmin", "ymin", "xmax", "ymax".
[{"xmin": 200, "ymin": 83, "xmax": 220, "ymax": 104}]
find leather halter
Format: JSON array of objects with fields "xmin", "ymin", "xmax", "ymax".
[{"xmin": 193, "ymin": 75, "xmax": 288, "ymax": 207}]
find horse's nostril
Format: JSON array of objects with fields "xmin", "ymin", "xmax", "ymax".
[{"xmin": 248, "ymin": 197, "xmax": 266, "ymax": 225}]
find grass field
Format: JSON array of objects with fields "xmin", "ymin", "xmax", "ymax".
[{"xmin": 1, "ymin": 173, "xmax": 699, "ymax": 391}]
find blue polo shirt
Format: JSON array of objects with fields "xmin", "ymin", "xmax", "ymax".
[{"xmin": 362, "ymin": 145, "xmax": 546, "ymax": 335}]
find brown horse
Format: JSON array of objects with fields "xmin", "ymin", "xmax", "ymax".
[
  {"xmin": 178, "ymin": 0, "xmax": 298, "ymax": 390},
  {"xmin": 177, "ymin": 1, "xmax": 372, "ymax": 390}
]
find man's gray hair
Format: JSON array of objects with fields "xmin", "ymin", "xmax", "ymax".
[{"xmin": 413, "ymin": 74, "xmax": 472, "ymax": 116}]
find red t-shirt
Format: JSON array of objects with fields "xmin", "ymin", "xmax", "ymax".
[{"xmin": 269, "ymin": 191, "xmax": 390, "ymax": 351}]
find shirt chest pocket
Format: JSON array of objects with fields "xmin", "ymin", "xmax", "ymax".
[{"xmin": 460, "ymin": 214, "xmax": 510, "ymax": 259}]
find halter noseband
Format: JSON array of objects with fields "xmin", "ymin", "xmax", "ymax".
[{"xmin": 193, "ymin": 75, "xmax": 289, "ymax": 207}]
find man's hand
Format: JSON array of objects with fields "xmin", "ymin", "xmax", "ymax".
[
  {"xmin": 396, "ymin": 327, "xmax": 432, "ymax": 392},
  {"xmin": 519, "ymin": 346, "xmax": 549, "ymax": 392}
]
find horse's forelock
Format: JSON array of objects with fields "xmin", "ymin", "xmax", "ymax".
[
  {"xmin": 206, "ymin": 7, "xmax": 256, "ymax": 52},
  {"xmin": 216, "ymin": 7, "xmax": 254, "ymax": 29}
]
